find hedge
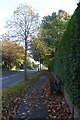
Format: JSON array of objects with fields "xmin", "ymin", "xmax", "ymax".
[
  {"xmin": 48, "ymin": 3, "xmax": 80, "ymax": 106},
  {"xmin": 48, "ymin": 58, "xmax": 54, "ymax": 71}
]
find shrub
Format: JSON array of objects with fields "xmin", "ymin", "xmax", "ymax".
[
  {"xmin": 48, "ymin": 58, "xmax": 54, "ymax": 71},
  {"xmin": 50, "ymin": 3, "xmax": 80, "ymax": 106}
]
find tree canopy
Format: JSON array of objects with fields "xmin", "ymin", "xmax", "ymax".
[
  {"xmin": 2, "ymin": 40, "xmax": 24, "ymax": 70},
  {"xmin": 6, "ymin": 4, "xmax": 39, "ymax": 42},
  {"xmin": 30, "ymin": 10, "xmax": 71, "ymax": 64},
  {"xmin": 31, "ymin": 37, "xmax": 50, "ymax": 62},
  {"xmin": 40, "ymin": 10, "xmax": 71, "ymax": 51}
]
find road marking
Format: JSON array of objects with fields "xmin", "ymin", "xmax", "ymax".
[
  {"xmin": 10, "ymin": 74, "xmax": 19, "ymax": 77},
  {"xmin": 2, "ymin": 74, "xmax": 22, "ymax": 80},
  {"xmin": 2, "ymin": 77, "xmax": 9, "ymax": 80}
]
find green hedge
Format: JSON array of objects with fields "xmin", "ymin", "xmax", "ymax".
[
  {"xmin": 48, "ymin": 58, "xmax": 54, "ymax": 71},
  {"xmin": 49, "ymin": 3, "xmax": 80, "ymax": 106}
]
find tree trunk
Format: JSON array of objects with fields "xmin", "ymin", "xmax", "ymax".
[{"xmin": 24, "ymin": 38, "xmax": 27, "ymax": 80}]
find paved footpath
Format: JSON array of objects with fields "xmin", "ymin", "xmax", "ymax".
[{"xmin": 14, "ymin": 75, "xmax": 49, "ymax": 119}]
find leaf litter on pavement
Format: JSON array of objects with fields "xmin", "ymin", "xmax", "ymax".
[
  {"xmin": 42, "ymin": 72, "xmax": 72, "ymax": 119},
  {"xmin": 2, "ymin": 70, "xmax": 72, "ymax": 119}
]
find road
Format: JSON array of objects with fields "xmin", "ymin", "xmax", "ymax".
[{"xmin": 0, "ymin": 70, "xmax": 37, "ymax": 90}]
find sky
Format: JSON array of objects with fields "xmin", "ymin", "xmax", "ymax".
[{"xmin": 0, "ymin": 0, "xmax": 78, "ymax": 35}]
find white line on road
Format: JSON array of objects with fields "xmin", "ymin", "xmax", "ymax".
[
  {"xmin": 2, "ymin": 77, "xmax": 9, "ymax": 80},
  {"xmin": 2, "ymin": 74, "xmax": 23, "ymax": 80},
  {"xmin": 10, "ymin": 74, "xmax": 19, "ymax": 77}
]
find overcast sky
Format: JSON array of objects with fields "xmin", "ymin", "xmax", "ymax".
[{"xmin": 0, "ymin": 0, "xmax": 78, "ymax": 35}]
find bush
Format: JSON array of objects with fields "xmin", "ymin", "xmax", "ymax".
[
  {"xmin": 50, "ymin": 3, "xmax": 80, "ymax": 106},
  {"xmin": 48, "ymin": 58, "xmax": 54, "ymax": 71}
]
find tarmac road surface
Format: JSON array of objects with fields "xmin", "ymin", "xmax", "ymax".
[{"xmin": 0, "ymin": 70, "xmax": 37, "ymax": 90}]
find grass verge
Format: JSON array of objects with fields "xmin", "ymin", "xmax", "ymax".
[{"xmin": 2, "ymin": 71, "xmax": 43, "ymax": 119}]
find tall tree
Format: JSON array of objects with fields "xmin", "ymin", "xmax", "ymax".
[
  {"xmin": 6, "ymin": 4, "xmax": 39, "ymax": 78},
  {"xmin": 40, "ymin": 10, "xmax": 71, "ymax": 52},
  {"xmin": 30, "ymin": 10, "xmax": 70, "ymax": 67},
  {"xmin": 30, "ymin": 37, "xmax": 50, "ymax": 67},
  {"xmin": 2, "ymin": 40, "xmax": 24, "ymax": 70}
]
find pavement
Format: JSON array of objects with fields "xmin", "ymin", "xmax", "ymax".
[
  {"xmin": 14, "ymin": 75, "xmax": 49, "ymax": 119},
  {"xmin": 2, "ymin": 70, "xmax": 72, "ymax": 119}
]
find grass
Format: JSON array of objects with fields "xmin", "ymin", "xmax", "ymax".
[{"xmin": 2, "ymin": 71, "xmax": 43, "ymax": 118}]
